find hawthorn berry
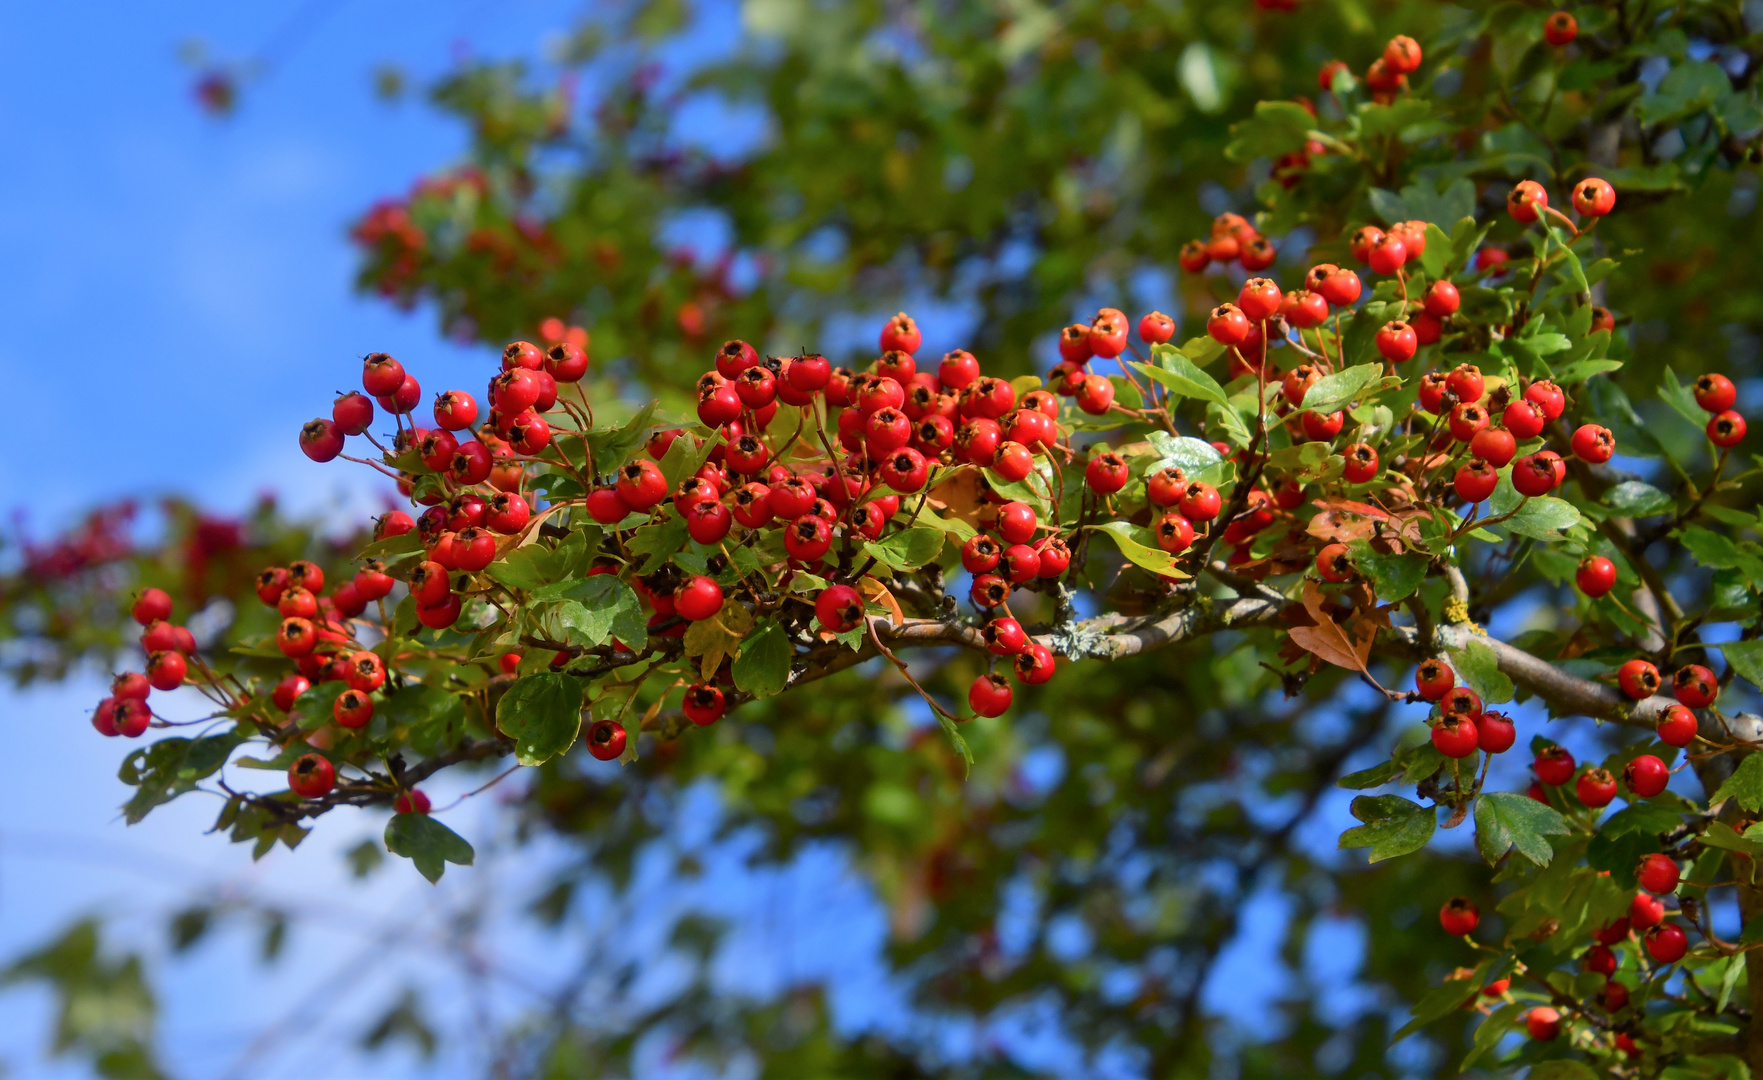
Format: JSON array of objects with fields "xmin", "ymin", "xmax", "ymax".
[
  {"xmin": 289, "ymin": 753, "xmax": 336, "ymax": 799},
  {"xmin": 1415, "ymin": 659, "xmax": 1455, "ymax": 701},
  {"xmin": 684, "ymin": 683, "xmax": 726, "ymax": 726},
  {"xmin": 376, "ymin": 511, "xmax": 415, "ymax": 540},
  {"xmin": 300, "ymin": 418, "xmax": 344, "ymax": 462},
  {"xmin": 1576, "ymin": 555, "xmax": 1617, "ymax": 597},
  {"xmin": 1577, "ymin": 767, "xmax": 1618, "ymax": 808},
  {"xmin": 1180, "ymin": 483, "xmax": 1221, "ymax": 522},
  {"xmin": 1375, "ymin": 320, "xmax": 1418, "ymax": 363},
  {"xmin": 1441, "ymin": 686, "xmax": 1483, "ymax": 723},
  {"xmin": 1206, "ymin": 304, "xmax": 1250, "ymax": 346},
  {"xmin": 132, "ymin": 588, "xmax": 173, "ymax": 626},
  {"xmin": 1631, "ymin": 891, "xmax": 1666, "ymax": 928},
  {"xmin": 279, "ymin": 586, "xmax": 318, "ymax": 619},
  {"xmin": 1470, "ymin": 427, "xmax": 1517, "ymax": 468},
  {"xmin": 586, "ymin": 719, "xmax": 627, "ymax": 761},
  {"xmin": 1673, "ymin": 664, "xmax": 1718, "ymax": 708},
  {"xmin": 1432, "ymin": 715, "xmax": 1479, "ymax": 758},
  {"xmin": 1618, "ymin": 658, "xmax": 1661, "ymax": 700},
  {"xmin": 545, "ymin": 342, "xmax": 589, "ymax": 382},
  {"xmin": 344, "ymin": 650, "xmax": 385, "ymax": 693},
  {"xmin": 1583, "ymin": 944, "xmax": 1617, "ymax": 977},
  {"xmin": 879, "ymin": 312, "xmax": 921, "ymax": 355},
  {"xmin": 1477, "ymin": 711, "xmax": 1516, "ymax": 753},
  {"xmin": 1002, "ymin": 544, "xmax": 1042, "ymax": 582},
  {"xmin": 1423, "ymin": 279, "xmax": 1460, "ymax": 317},
  {"xmin": 993, "ymin": 441, "xmax": 1034, "ymax": 483},
  {"xmin": 112, "ymin": 672, "xmax": 150, "ymax": 701},
  {"xmin": 675, "ymin": 576, "xmax": 724, "ymax": 621},
  {"xmin": 1694, "ymin": 373, "xmax": 1737, "ymax": 413},
  {"xmin": 1342, "ymin": 443, "xmax": 1378, "ymax": 483},
  {"xmin": 968, "ymin": 673, "xmax": 1013, "ymax": 718},
  {"xmin": 1625, "ymin": 754, "xmax": 1670, "ymax": 798},
  {"xmin": 1316, "ymin": 543, "xmax": 1354, "ymax": 583},
  {"xmin": 1512, "ymin": 452, "xmax": 1563, "ymax": 496},
  {"xmin": 996, "ymin": 501, "xmax": 1037, "ymax": 545},
  {"xmin": 362, "ymin": 352, "xmax": 405, "ymax": 396},
  {"xmin": 1526, "ymin": 1007, "xmax": 1560, "ymax": 1042},
  {"xmin": 1076, "ymin": 374, "xmax": 1116, "ymax": 415},
  {"xmin": 1448, "ymin": 402, "xmax": 1489, "ymax": 442},
  {"xmin": 1646, "ymin": 923, "xmax": 1688, "ymax": 964},
  {"xmin": 1014, "ymin": 643, "xmax": 1057, "ymax": 685},
  {"xmin": 1089, "ymin": 311, "xmax": 1128, "ymax": 357},
  {"xmin": 1571, "ymin": 423, "xmax": 1616, "ymax": 463},
  {"xmin": 1086, "ymin": 452, "xmax": 1130, "ymax": 495},
  {"xmin": 1302, "ymin": 410, "xmax": 1344, "ymax": 442},
  {"xmin": 1318, "ymin": 266, "xmax": 1363, "ymax": 307},
  {"xmin": 141, "ymin": 620, "xmax": 180, "ymax": 654},
  {"xmin": 1638, "ymin": 853, "xmax": 1680, "ymax": 894},
  {"xmin": 334, "ymin": 689, "xmax": 374, "ymax": 729},
  {"xmin": 255, "ymin": 567, "xmax": 290, "ymax": 606},
  {"xmin": 1138, "ymin": 311, "xmax": 1175, "ymax": 344},
  {"xmin": 983, "ymin": 617, "xmax": 1028, "ymax": 656},
  {"xmin": 1535, "ymin": 745, "xmax": 1576, "ymax": 785},
  {"xmin": 1524, "ymin": 379, "xmax": 1566, "ymax": 421},
  {"xmin": 1438, "ymin": 896, "xmax": 1479, "ymax": 936},
  {"xmin": 783, "ymin": 515, "xmax": 833, "ymax": 562},
  {"xmin": 1367, "ymin": 233, "xmax": 1407, "ymax": 275},
  {"xmin": 1508, "ymin": 180, "xmax": 1548, "ymax": 223},
  {"xmin": 1709, "ymin": 410, "xmax": 1747, "ymax": 447},
  {"xmin": 1657, "ymin": 703, "xmax": 1698, "ymax": 747},
  {"xmin": 1544, "ymin": 10, "xmax": 1578, "ymax": 45},
  {"xmin": 815, "ymin": 585, "xmax": 864, "ymax": 634},
  {"xmin": 333, "ymin": 391, "xmax": 375, "ymax": 436},
  {"xmin": 1417, "ymin": 372, "xmax": 1450, "ymax": 414},
  {"xmin": 394, "ymin": 789, "xmax": 433, "ymax": 814},
  {"xmin": 1284, "ymin": 290, "xmax": 1330, "ymax": 328},
  {"xmin": 1454, "ymin": 460, "xmax": 1499, "ymax": 503},
  {"xmin": 1155, "ymin": 513, "xmax": 1196, "ymax": 554}
]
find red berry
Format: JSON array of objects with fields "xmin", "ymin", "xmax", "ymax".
[
  {"xmin": 1316, "ymin": 266, "xmax": 1362, "ymax": 307},
  {"xmin": 1508, "ymin": 180, "xmax": 1548, "ymax": 223},
  {"xmin": 587, "ymin": 487, "xmax": 631, "ymax": 525},
  {"xmin": 1525, "ymin": 1007, "xmax": 1560, "ymax": 1042},
  {"xmin": 879, "ymin": 447, "xmax": 930, "ymax": 493},
  {"xmin": 1658, "ymin": 704, "xmax": 1698, "ymax": 747},
  {"xmin": 300, "ymin": 418, "xmax": 344, "ymax": 462},
  {"xmin": 362, "ymin": 352, "xmax": 406, "ymax": 396},
  {"xmin": 1577, "ymin": 767, "xmax": 1618, "ymax": 808},
  {"xmin": 433, "ymin": 390, "xmax": 479, "ymax": 431},
  {"xmin": 1438, "ymin": 896, "xmax": 1479, "ymax": 935},
  {"xmin": 983, "ymin": 617, "xmax": 1028, "ymax": 656},
  {"xmin": 783, "ymin": 515, "xmax": 833, "ymax": 563},
  {"xmin": 1089, "ymin": 311, "xmax": 1128, "ymax": 358},
  {"xmin": 132, "ymin": 588, "xmax": 173, "ymax": 626},
  {"xmin": 394, "ymin": 789, "xmax": 432, "ymax": 814},
  {"xmin": 1454, "ymin": 460, "xmax": 1499, "ymax": 503},
  {"xmin": 674, "ymin": 576, "xmax": 724, "ymax": 621},
  {"xmin": 1441, "ymin": 686, "xmax": 1483, "ymax": 722},
  {"xmin": 1316, "ymin": 543, "xmax": 1353, "ymax": 583},
  {"xmin": 146, "ymin": 651, "xmax": 186, "ymax": 691},
  {"xmin": 1155, "ymin": 513, "xmax": 1195, "ymax": 554},
  {"xmin": 1138, "ymin": 311, "xmax": 1176, "ymax": 344},
  {"xmin": 586, "ymin": 719, "xmax": 627, "ymax": 761},
  {"xmin": 1342, "ymin": 443, "xmax": 1378, "ymax": 483},
  {"xmin": 1646, "ymin": 922, "xmax": 1688, "ymax": 963},
  {"xmin": 1448, "ymin": 402, "xmax": 1489, "ymax": 443},
  {"xmin": 616, "ymin": 460, "xmax": 669, "ymax": 510},
  {"xmin": 1237, "ymin": 278, "xmax": 1283, "ymax": 322},
  {"xmin": 1477, "ymin": 711, "xmax": 1516, "ymax": 754},
  {"xmin": 545, "ymin": 342, "xmax": 589, "ymax": 382},
  {"xmin": 1075, "ymin": 374, "xmax": 1116, "ymax": 415},
  {"xmin": 1673, "ymin": 664, "xmax": 1719, "ymax": 708},
  {"xmin": 1535, "ymin": 745, "xmax": 1576, "ymax": 785},
  {"xmin": 1638, "ymin": 853, "xmax": 1680, "ymax": 894},
  {"xmin": 1572, "ymin": 423, "xmax": 1616, "ymax": 463},
  {"xmin": 1709, "ymin": 410, "xmax": 1747, "ymax": 447},
  {"xmin": 1415, "ymin": 658, "xmax": 1455, "ymax": 701},
  {"xmin": 378, "ymin": 373, "xmax": 422, "ymax": 414},
  {"xmin": 1631, "ymin": 891, "xmax": 1666, "ymax": 928},
  {"xmin": 1572, "ymin": 177, "xmax": 1614, "ymax": 218},
  {"xmin": 1431, "ymin": 715, "xmax": 1479, "ymax": 758},
  {"xmin": 1544, "ymin": 10, "xmax": 1579, "ymax": 46},
  {"xmin": 1367, "ymin": 233, "xmax": 1407, "ymax": 275},
  {"xmin": 334, "ymin": 688, "xmax": 374, "ymax": 729},
  {"xmin": 1625, "ymin": 754, "xmax": 1670, "ymax": 798},
  {"xmin": 289, "ymin": 753, "xmax": 335, "ymax": 798},
  {"xmin": 1524, "ymin": 379, "xmax": 1566, "ymax": 421},
  {"xmin": 1511, "ymin": 452, "xmax": 1563, "ymax": 496},
  {"xmin": 815, "ymin": 584, "xmax": 864, "ymax": 634},
  {"xmin": 996, "ymin": 501, "xmax": 1037, "ymax": 545},
  {"xmin": 1180, "ymin": 483, "xmax": 1221, "ymax": 522},
  {"xmin": 1694, "ymin": 373, "xmax": 1738, "ymax": 413},
  {"xmin": 683, "ymin": 683, "xmax": 726, "ymax": 726},
  {"xmin": 333, "ymin": 391, "xmax": 375, "ymax": 436},
  {"xmin": 1383, "ymin": 34, "xmax": 1422, "ymax": 75},
  {"xmin": 1302, "ymin": 410, "xmax": 1344, "ymax": 442},
  {"xmin": 273, "ymin": 674, "xmax": 311, "ymax": 712},
  {"xmin": 1147, "ymin": 467, "xmax": 1188, "ymax": 507},
  {"xmin": 1577, "ymin": 555, "xmax": 1617, "ymax": 597},
  {"xmin": 1583, "ymin": 943, "xmax": 1617, "ymax": 977},
  {"xmin": 879, "ymin": 312, "xmax": 921, "ymax": 355},
  {"xmin": 1206, "ymin": 304, "xmax": 1250, "ymax": 346},
  {"xmin": 1423, "ymin": 280, "xmax": 1460, "ymax": 317},
  {"xmin": 1375, "ymin": 320, "xmax": 1418, "ymax": 363},
  {"xmin": 1086, "ymin": 452, "xmax": 1130, "ymax": 495},
  {"xmin": 968, "ymin": 673, "xmax": 1013, "ymax": 717},
  {"xmin": 1002, "ymin": 544, "xmax": 1041, "ymax": 582},
  {"xmin": 1470, "ymin": 427, "xmax": 1517, "ymax": 467},
  {"xmin": 1619, "ymin": 659, "xmax": 1661, "ymax": 700}
]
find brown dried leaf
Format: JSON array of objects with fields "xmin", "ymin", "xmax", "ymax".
[
  {"xmin": 859, "ymin": 577, "xmax": 905, "ymax": 626},
  {"xmin": 1289, "ymin": 580, "xmax": 1372, "ymax": 674}
]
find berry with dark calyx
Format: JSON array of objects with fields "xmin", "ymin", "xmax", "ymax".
[
  {"xmin": 1454, "ymin": 460, "xmax": 1499, "ymax": 503},
  {"xmin": 1375, "ymin": 320, "xmax": 1418, "ymax": 363},
  {"xmin": 112, "ymin": 672, "xmax": 151, "ymax": 701},
  {"xmin": 1302, "ymin": 410, "xmax": 1344, "ymax": 442},
  {"xmin": 278, "ymin": 587, "xmax": 318, "ymax": 619},
  {"xmin": 1508, "ymin": 180, "xmax": 1548, "ymax": 223},
  {"xmin": 879, "ymin": 447, "xmax": 930, "ymax": 493},
  {"xmin": 1002, "ymin": 544, "xmax": 1042, "ymax": 582},
  {"xmin": 1577, "ymin": 767, "xmax": 1618, "ymax": 808},
  {"xmin": 1439, "ymin": 896, "xmax": 1479, "ymax": 935},
  {"xmin": 420, "ymin": 430, "xmax": 459, "ymax": 471},
  {"xmin": 586, "ymin": 719, "xmax": 627, "ymax": 761},
  {"xmin": 961, "ymin": 535, "xmax": 1003, "ymax": 575},
  {"xmin": 1237, "ymin": 278, "xmax": 1283, "ymax": 322},
  {"xmin": 683, "ymin": 684, "xmax": 726, "ymax": 726},
  {"xmin": 1342, "ymin": 443, "xmax": 1378, "ymax": 483},
  {"xmin": 1155, "ymin": 513, "xmax": 1196, "ymax": 554},
  {"xmin": 968, "ymin": 673, "xmax": 1013, "ymax": 718},
  {"xmin": 1432, "ymin": 715, "xmax": 1479, "ymax": 758},
  {"xmin": 448, "ymin": 441, "xmax": 493, "ymax": 486},
  {"xmin": 993, "ymin": 441, "xmax": 1034, "ymax": 482},
  {"xmin": 300, "ymin": 418, "xmax": 344, "ymax": 462},
  {"xmin": 1448, "ymin": 402, "xmax": 1489, "ymax": 442},
  {"xmin": 433, "ymin": 390, "xmax": 479, "ymax": 431},
  {"xmin": 1625, "ymin": 754, "xmax": 1670, "ymax": 798},
  {"xmin": 1180, "ymin": 483, "xmax": 1221, "ymax": 522},
  {"xmin": 486, "ymin": 492, "xmax": 531, "ymax": 535},
  {"xmin": 1477, "ymin": 711, "xmax": 1516, "ymax": 753},
  {"xmin": 344, "ymin": 650, "xmax": 385, "ymax": 694},
  {"xmin": 1512, "ymin": 452, "xmax": 1563, "ymax": 496},
  {"xmin": 1544, "ymin": 11, "xmax": 1579, "ymax": 46},
  {"xmin": 1316, "ymin": 543, "xmax": 1354, "ymax": 583},
  {"xmin": 376, "ymin": 511, "xmax": 415, "ymax": 540},
  {"xmin": 146, "ymin": 651, "xmax": 186, "ymax": 691},
  {"xmin": 1147, "ymin": 467, "xmax": 1188, "ymax": 507},
  {"xmin": 1015, "ymin": 643, "xmax": 1057, "ymax": 685},
  {"xmin": 1673, "ymin": 664, "xmax": 1718, "ymax": 708},
  {"xmin": 1415, "ymin": 658, "xmax": 1455, "ymax": 701},
  {"xmin": 1646, "ymin": 923, "xmax": 1688, "ymax": 964},
  {"xmin": 1577, "ymin": 555, "xmax": 1617, "ymax": 597},
  {"xmin": 1417, "ymin": 372, "xmax": 1450, "ymax": 415},
  {"xmin": 1138, "ymin": 311, "xmax": 1176, "ymax": 344},
  {"xmin": 255, "ymin": 567, "xmax": 290, "ymax": 606},
  {"xmin": 1383, "ymin": 34, "xmax": 1422, "ymax": 74},
  {"xmin": 451, "ymin": 527, "xmax": 498, "ymax": 572},
  {"xmin": 362, "ymin": 352, "xmax": 406, "ymax": 396},
  {"xmin": 1524, "ymin": 379, "xmax": 1566, "ymax": 421},
  {"xmin": 1206, "ymin": 303, "xmax": 1250, "ymax": 346},
  {"xmin": 685, "ymin": 500, "xmax": 733, "ymax": 545},
  {"xmin": 1058, "ymin": 323, "xmax": 1094, "ymax": 363},
  {"xmin": 1086, "ymin": 452, "xmax": 1130, "ymax": 495},
  {"xmin": 1526, "ymin": 1007, "xmax": 1560, "ymax": 1042},
  {"xmin": 1572, "ymin": 177, "xmax": 1615, "ymax": 218},
  {"xmin": 815, "ymin": 584, "xmax": 865, "ymax": 633},
  {"xmin": 1694, "ymin": 373, "xmax": 1737, "ymax": 413},
  {"xmin": 1572, "ymin": 423, "xmax": 1616, "ymax": 463},
  {"xmin": 970, "ymin": 574, "xmax": 1009, "ymax": 609},
  {"xmin": 1535, "ymin": 745, "xmax": 1576, "ymax": 785},
  {"xmin": 333, "ymin": 391, "xmax": 374, "ymax": 435},
  {"xmin": 1367, "ymin": 232, "xmax": 1407, "ymax": 275},
  {"xmin": 1441, "ymin": 686, "xmax": 1483, "ymax": 722},
  {"xmin": 1638, "ymin": 852, "xmax": 1680, "ymax": 894},
  {"xmin": 716, "ymin": 340, "xmax": 758, "ymax": 379},
  {"xmin": 1709, "ymin": 410, "xmax": 1747, "ymax": 447},
  {"xmin": 1317, "ymin": 265, "xmax": 1362, "ymax": 307},
  {"xmin": 289, "ymin": 753, "xmax": 336, "ymax": 798},
  {"xmin": 334, "ymin": 688, "xmax": 374, "ymax": 729},
  {"xmin": 1445, "ymin": 363, "xmax": 1484, "ymax": 404},
  {"xmin": 879, "ymin": 312, "xmax": 921, "ymax": 355},
  {"xmin": 983, "ymin": 617, "xmax": 1028, "ymax": 656},
  {"xmin": 783, "ymin": 515, "xmax": 833, "ymax": 563},
  {"xmin": 1658, "ymin": 703, "xmax": 1698, "ymax": 747},
  {"xmin": 545, "ymin": 342, "xmax": 589, "ymax": 382},
  {"xmin": 379, "ymin": 373, "xmax": 422, "ymax": 414},
  {"xmin": 617, "ymin": 460, "xmax": 669, "ymax": 510},
  {"xmin": 1089, "ymin": 310, "xmax": 1128, "ymax": 357},
  {"xmin": 1076, "ymin": 373, "xmax": 1116, "ymax": 415},
  {"xmin": 1619, "ymin": 658, "xmax": 1661, "ymax": 700}
]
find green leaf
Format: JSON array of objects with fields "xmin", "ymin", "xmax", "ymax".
[
  {"xmin": 627, "ymin": 514, "xmax": 690, "ymax": 574},
  {"xmin": 1338, "ymin": 795, "xmax": 1435, "ymax": 862},
  {"xmin": 1146, "ymin": 431, "xmax": 1227, "ymax": 485},
  {"xmin": 1301, "ymin": 363, "xmax": 1387, "ymax": 414},
  {"xmin": 495, "ymin": 673, "xmax": 584, "ymax": 766},
  {"xmin": 1499, "ymin": 496, "xmax": 1582, "ymax": 541},
  {"xmin": 1660, "ymin": 366, "xmax": 1711, "ymax": 429},
  {"xmin": 732, "ymin": 621, "xmax": 792, "ymax": 698},
  {"xmin": 1140, "ymin": 344, "xmax": 1229, "ymax": 405},
  {"xmin": 1446, "ymin": 637, "xmax": 1515, "ymax": 706},
  {"xmin": 1338, "ymin": 759, "xmax": 1401, "ymax": 790},
  {"xmin": 1551, "ymin": 357, "xmax": 1623, "ymax": 385},
  {"xmin": 1475, "ymin": 791, "xmax": 1571, "ymax": 866},
  {"xmin": 489, "ymin": 544, "xmax": 559, "ymax": 590},
  {"xmin": 657, "ymin": 426, "xmax": 717, "ymax": 490},
  {"xmin": 584, "ymin": 400, "xmax": 657, "ymax": 470},
  {"xmin": 1224, "ymin": 99, "xmax": 1312, "ymax": 162},
  {"xmin": 1680, "ymin": 527, "xmax": 1763, "ymax": 580},
  {"xmin": 384, "ymin": 813, "xmax": 475, "ymax": 884},
  {"xmin": 357, "ymin": 530, "xmax": 425, "ymax": 561},
  {"xmin": 1719, "ymin": 641, "xmax": 1763, "ymax": 692},
  {"xmin": 1091, "ymin": 520, "xmax": 1184, "ymax": 578},
  {"xmin": 1713, "ymin": 754, "xmax": 1763, "ymax": 812},
  {"xmin": 863, "ymin": 527, "xmax": 946, "ymax": 572},
  {"xmin": 1604, "ymin": 481, "xmax": 1675, "ymax": 517},
  {"xmin": 1266, "ymin": 441, "xmax": 1334, "ymax": 479},
  {"xmin": 1346, "ymin": 541, "xmax": 1427, "ymax": 602}
]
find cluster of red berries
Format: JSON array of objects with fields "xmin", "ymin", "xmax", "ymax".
[
  {"xmin": 1442, "ymin": 874, "xmax": 1685, "ymax": 1049},
  {"xmin": 1692, "ymin": 371, "xmax": 1747, "ymax": 448},
  {"xmin": 1312, "ymin": 35, "xmax": 1424, "ymax": 107},
  {"xmin": 89, "ymin": 587, "xmax": 194, "ymax": 739},
  {"xmin": 1176, "ymin": 212, "xmax": 1278, "ymax": 277}
]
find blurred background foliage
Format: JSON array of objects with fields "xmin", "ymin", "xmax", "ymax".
[{"xmin": 7, "ymin": 0, "xmax": 1763, "ymax": 1076}]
